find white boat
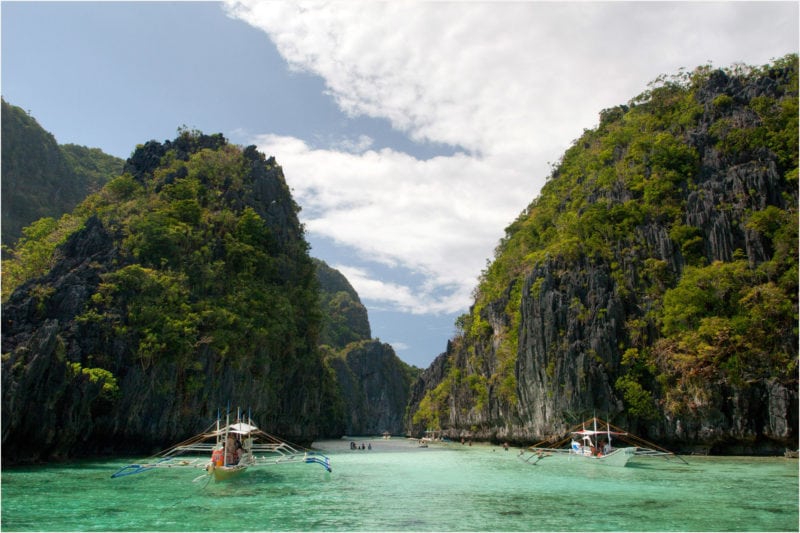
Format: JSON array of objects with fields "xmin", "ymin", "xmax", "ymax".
[
  {"xmin": 519, "ymin": 417, "xmax": 686, "ymax": 467},
  {"xmin": 418, "ymin": 429, "xmax": 451, "ymax": 447},
  {"xmin": 112, "ymin": 410, "xmax": 331, "ymax": 482}
]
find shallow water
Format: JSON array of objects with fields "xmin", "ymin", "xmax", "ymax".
[{"xmin": 2, "ymin": 438, "xmax": 797, "ymax": 531}]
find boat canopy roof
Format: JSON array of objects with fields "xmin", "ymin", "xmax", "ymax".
[
  {"xmin": 208, "ymin": 422, "xmax": 259, "ymax": 436},
  {"xmin": 228, "ymin": 422, "xmax": 258, "ymax": 434}
]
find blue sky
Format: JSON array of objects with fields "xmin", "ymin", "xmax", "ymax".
[{"xmin": 3, "ymin": 1, "xmax": 797, "ymax": 368}]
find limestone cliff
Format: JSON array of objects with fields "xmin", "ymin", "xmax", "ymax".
[
  {"xmin": 315, "ymin": 260, "xmax": 418, "ymax": 436},
  {"xmin": 315, "ymin": 258, "xmax": 372, "ymax": 348},
  {"xmin": 327, "ymin": 340, "xmax": 418, "ymax": 436},
  {"xmin": 2, "ymin": 131, "xmax": 336, "ymax": 462},
  {"xmin": 407, "ymin": 57, "xmax": 798, "ymax": 453},
  {"xmin": 1, "ymin": 98, "xmax": 123, "ymax": 249}
]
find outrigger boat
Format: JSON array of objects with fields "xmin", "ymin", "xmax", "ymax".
[
  {"xmin": 417, "ymin": 429, "xmax": 450, "ymax": 447},
  {"xmin": 112, "ymin": 410, "xmax": 331, "ymax": 481},
  {"xmin": 519, "ymin": 417, "xmax": 686, "ymax": 467}
]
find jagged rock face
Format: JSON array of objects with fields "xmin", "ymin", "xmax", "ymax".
[
  {"xmin": 407, "ymin": 61, "xmax": 798, "ymax": 452},
  {"xmin": 2, "ymin": 135, "xmax": 332, "ymax": 462},
  {"xmin": 407, "ymin": 349, "xmax": 450, "ymax": 411},
  {"xmin": 1, "ymin": 99, "xmax": 122, "ymax": 248},
  {"xmin": 404, "ymin": 349, "xmax": 451, "ymax": 437},
  {"xmin": 313, "ymin": 260, "xmax": 419, "ymax": 437},
  {"xmin": 329, "ymin": 340, "xmax": 415, "ymax": 436},
  {"xmin": 3, "ymin": 217, "xmax": 132, "ymax": 458},
  {"xmin": 315, "ymin": 259, "xmax": 372, "ymax": 348},
  {"xmin": 515, "ymin": 257, "xmax": 627, "ymax": 439}
]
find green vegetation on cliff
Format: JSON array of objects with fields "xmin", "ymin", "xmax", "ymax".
[
  {"xmin": 314, "ymin": 259, "xmax": 419, "ymax": 435},
  {"xmin": 84, "ymin": 140, "xmax": 319, "ymax": 376},
  {"xmin": 1, "ymin": 99, "xmax": 123, "ymax": 248},
  {"xmin": 2, "ymin": 130, "xmax": 338, "ymax": 459},
  {"xmin": 411, "ymin": 55, "xmax": 798, "ymax": 444},
  {"xmin": 3, "ymin": 118, "xmax": 420, "ymax": 459},
  {"xmin": 315, "ymin": 258, "xmax": 372, "ymax": 349}
]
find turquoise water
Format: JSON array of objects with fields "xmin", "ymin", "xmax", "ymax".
[{"xmin": 2, "ymin": 438, "xmax": 797, "ymax": 531}]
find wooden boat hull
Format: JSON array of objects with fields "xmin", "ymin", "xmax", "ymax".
[
  {"xmin": 563, "ymin": 446, "xmax": 636, "ymax": 467},
  {"xmin": 591, "ymin": 446, "xmax": 636, "ymax": 467},
  {"xmin": 209, "ymin": 464, "xmax": 248, "ymax": 481}
]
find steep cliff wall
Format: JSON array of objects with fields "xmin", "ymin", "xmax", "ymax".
[
  {"xmin": 315, "ymin": 258, "xmax": 372, "ymax": 348},
  {"xmin": 407, "ymin": 57, "xmax": 798, "ymax": 453},
  {"xmin": 1, "ymin": 99, "xmax": 123, "ymax": 248},
  {"xmin": 314, "ymin": 260, "xmax": 419, "ymax": 436},
  {"xmin": 2, "ymin": 132, "xmax": 336, "ymax": 462},
  {"xmin": 328, "ymin": 340, "xmax": 417, "ymax": 436}
]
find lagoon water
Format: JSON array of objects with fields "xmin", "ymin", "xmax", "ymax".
[{"xmin": 2, "ymin": 437, "xmax": 797, "ymax": 531}]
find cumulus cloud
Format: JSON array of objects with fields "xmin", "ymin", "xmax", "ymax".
[
  {"xmin": 255, "ymin": 133, "xmax": 528, "ymax": 313},
  {"xmin": 329, "ymin": 134, "xmax": 374, "ymax": 154},
  {"xmin": 332, "ymin": 265, "xmax": 424, "ymax": 313},
  {"xmin": 389, "ymin": 342, "xmax": 410, "ymax": 353},
  {"xmin": 225, "ymin": 0, "xmax": 798, "ymax": 315}
]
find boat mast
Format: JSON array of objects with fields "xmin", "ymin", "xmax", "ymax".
[
  {"xmin": 224, "ymin": 406, "xmax": 231, "ymax": 466},
  {"xmin": 216, "ymin": 407, "xmax": 221, "ymax": 449}
]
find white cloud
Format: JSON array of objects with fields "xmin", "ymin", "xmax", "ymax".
[
  {"xmin": 329, "ymin": 134, "xmax": 374, "ymax": 154},
  {"xmin": 389, "ymin": 341, "xmax": 410, "ymax": 353},
  {"xmin": 226, "ymin": 0, "xmax": 798, "ymax": 315},
  {"xmin": 333, "ymin": 265, "xmax": 423, "ymax": 313},
  {"xmin": 256, "ymin": 133, "xmax": 529, "ymax": 313}
]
